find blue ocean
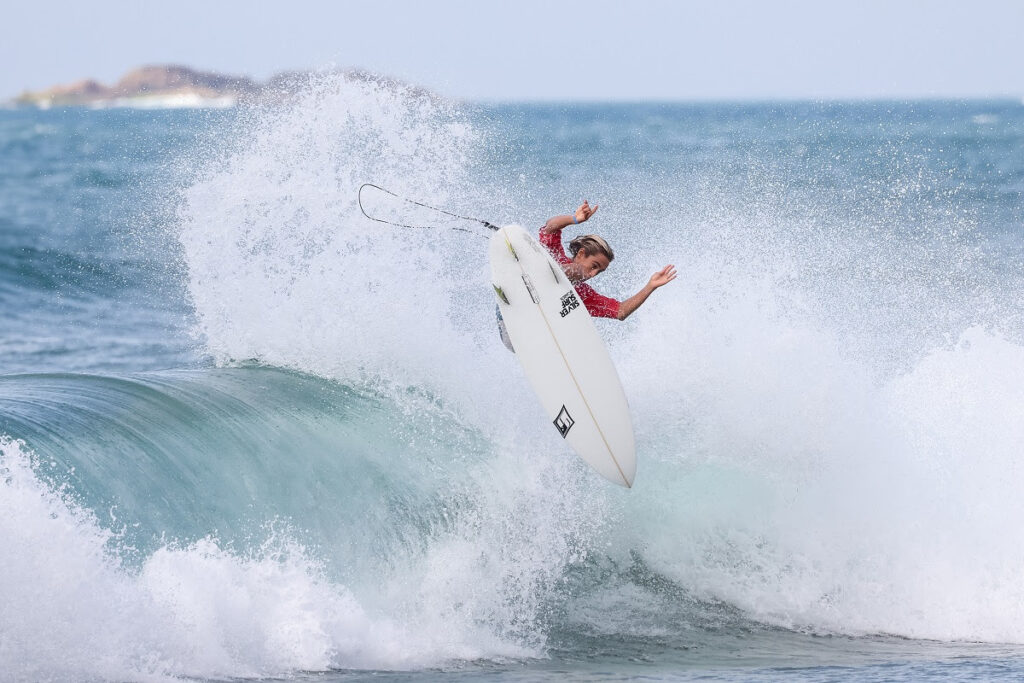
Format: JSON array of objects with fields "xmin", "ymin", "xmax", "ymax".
[{"xmin": 3, "ymin": 76, "xmax": 1024, "ymax": 681}]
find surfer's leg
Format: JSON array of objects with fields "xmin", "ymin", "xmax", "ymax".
[{"xmin": 496, "ymin": 305, "xmax": 514, "ymax": 353}]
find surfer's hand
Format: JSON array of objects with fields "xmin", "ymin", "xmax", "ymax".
[
  {"xmin": 649, "ymin": 265, "xmax": 677, "ymax": 289},
  {"xmin": 575, "ymin": 200, "xmax": 598, "ymax": 223},
  {"xmin": 618, "ymin": 265, "xmax": 676, "ymax": 320}
]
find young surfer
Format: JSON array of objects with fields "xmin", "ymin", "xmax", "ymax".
[
  {"xmin": 496, "ymin": 200, "xmax": 676, "ymax": 351},
  {"xmin": 540, "ymin": 200, "xmax": 677, "ymax": 320}
]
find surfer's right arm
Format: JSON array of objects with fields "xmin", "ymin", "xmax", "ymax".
[{"xmin": 541, "ymin": 201, "xmax": 599, "ymax": 233}]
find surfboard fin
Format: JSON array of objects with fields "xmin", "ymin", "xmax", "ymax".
[
  {"xmin": 492, "ymin": 284, "xmax": 509, "ymax": 304},
  {"xmin": 548, "ymin": 262, "xmax": 562, "ymax": 282},
  {"xmin": 504, "ymin": 236, "xmax": 518, "ymax": 261},
  {"xmin": 521, "ymin": 274, "xmax": 538, "ymax": 304}
]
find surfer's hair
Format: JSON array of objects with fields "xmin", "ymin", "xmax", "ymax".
[{"xmin": 569, "ymin": 234, "xmax": 615, "ymax": 261}]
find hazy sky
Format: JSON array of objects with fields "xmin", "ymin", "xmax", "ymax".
[{"xmin": 5, "ymin": 0, "xmax": 1023, "ymax": 101}]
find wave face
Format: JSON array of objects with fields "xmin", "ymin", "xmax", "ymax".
[
  {"xmin": 1, "ymin": 367, "xmax": 603, "ymax": 680},
  {"xmin": 3, "ymin": 82, "xmax": 1024, "ymax": 680}
]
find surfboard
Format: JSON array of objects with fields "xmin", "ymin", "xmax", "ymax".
[{"xmin": 489, "ymin": 224, "xmax": 637, "ymax": 487}]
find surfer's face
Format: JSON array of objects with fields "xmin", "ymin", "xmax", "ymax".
[{"xmin": 568, "ymin": 249, "xmax": 610, "ymax": 283}]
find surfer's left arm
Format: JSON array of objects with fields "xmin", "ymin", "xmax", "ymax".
[{"xmin": 616, "ymin": 265, "xmax": 677, "ymax": 320}]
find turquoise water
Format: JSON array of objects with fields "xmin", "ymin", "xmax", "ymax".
[{"xmin": 3, "ymin": 79, "xmax": 1024, "ymax": 681}]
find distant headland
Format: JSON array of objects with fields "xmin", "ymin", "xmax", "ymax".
[{"xmin": 9, "ymin": 65, "xmax": 406, "ymax": 109}]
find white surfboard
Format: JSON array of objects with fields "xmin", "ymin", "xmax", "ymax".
[{"xmin": 489, "ymin": 224, "xmax": 636, "ymax": 487}]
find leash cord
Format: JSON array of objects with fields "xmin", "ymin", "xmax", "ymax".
[{"xmin": 357, "ymin": 183, "xmax": 499, "ymax": 236}]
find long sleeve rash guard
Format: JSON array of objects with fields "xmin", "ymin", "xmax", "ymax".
[{"xmin": 538, "ymin": 228, "xmax": 621, "ymax": 319}]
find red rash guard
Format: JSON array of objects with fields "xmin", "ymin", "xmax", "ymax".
[{"xmin": 538, "ymin": 228, "xmax": 621, "ymax": 319}]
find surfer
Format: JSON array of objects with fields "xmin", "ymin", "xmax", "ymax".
[
  {"xmin": 540, "ymin": 200, "xmax": 676, "ymax": 320},
  {"xmin": 496, "ymin": 201, "xmax": 676, "ymax": 352}
]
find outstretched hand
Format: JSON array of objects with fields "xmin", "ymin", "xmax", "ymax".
[
  {"xmin": 649, "ymin": 265, "xmax": 677, "ymax": 289},
  {"xmin": 575, "ymin": 200, "xmax": 599, "ymax": 224}
]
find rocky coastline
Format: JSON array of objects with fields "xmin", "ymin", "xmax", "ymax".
[{"xmin": 9, "ymin": 65, "xmax": 395, "ymax": 109}]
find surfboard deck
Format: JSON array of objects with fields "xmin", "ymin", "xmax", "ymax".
[{"xmin": 489, "ymin": 224, "xmax": 636, "ymax": 487}]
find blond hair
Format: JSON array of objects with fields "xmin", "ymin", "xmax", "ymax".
[{"xmin": 568, "ymin": 234, "xmax": 614, "ymax": 261}]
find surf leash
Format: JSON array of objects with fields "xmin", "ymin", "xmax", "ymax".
[{"xmin": 358, "ymin": 183, "xmax": 499, "ymax": 235}]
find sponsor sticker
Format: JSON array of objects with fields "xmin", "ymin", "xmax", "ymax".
[
  {"xmin": 553, "ymin": 405, "xmax": 575, "ymax": 438},
  {"xmin": 559, "ymin": 291, "xmax": 581, "ymax": 318}
]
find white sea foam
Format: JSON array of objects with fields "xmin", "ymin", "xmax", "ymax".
[
  {"xmin": 614, "ymin": 307, "xmax": 1024, "ymax": 641},
  {"xmin": 0, "ymin": 435, "xmax": 545, "ymax": 680},
  {"xmin": 603, "ymin": 176, "xmax": 1024, "ymax": 642}
]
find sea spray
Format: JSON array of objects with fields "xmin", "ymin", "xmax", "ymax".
[
  {"xmin": 5, "ymin": 95, "xmax": 1024, "ymax": 679},
  {"xmin": 602, "ymin": 148, "xmax": 1024, "ymax": 642},
  {"xmin": 175, "ymin": 85, "xmax": 1024, "ymax": 646},
  {"xmin": 176, "ymin": 73, "xmax": 502, "ymax": 407}
]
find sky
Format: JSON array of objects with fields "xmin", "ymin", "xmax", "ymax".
[{"xmin": 4, "ymin": 0, "xmax": 1023, "ymax": 101}]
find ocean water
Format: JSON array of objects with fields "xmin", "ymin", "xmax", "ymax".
[{"xmin": 2, "ymin": 76, "xmax": 1024, "ymax": 681}]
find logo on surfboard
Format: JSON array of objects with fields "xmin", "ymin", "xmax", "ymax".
[
  {"xmin": 553, "ymin": 405, "xmax": 575, "ymax": 438},
  {"xmin": 559, "ymin": 291, "xmax": 581, "ymax": 318}
]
